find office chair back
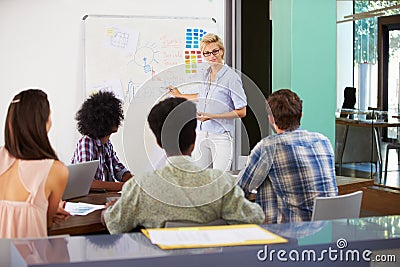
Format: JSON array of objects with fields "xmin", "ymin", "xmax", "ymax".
[{"xmin": 311, "ymin": 191, "xmax": 363, "ymax": 221}]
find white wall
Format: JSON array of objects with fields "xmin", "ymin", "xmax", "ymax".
[{"xmin": 0, "ymin": 0, "xmax": 224, "ymax": 164}]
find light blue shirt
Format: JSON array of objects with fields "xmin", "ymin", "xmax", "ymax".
[{"xmin": 197, "ymin": 64, "xmax": 247, "ymax": 134}]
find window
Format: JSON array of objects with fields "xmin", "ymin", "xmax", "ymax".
[
  {"xmin": 337, "ymin": 1, "xmax": 400, "ymax": 139},
  {"xmin": 378, "ymin": 14, "xmax": 400, "ymax": 140}
]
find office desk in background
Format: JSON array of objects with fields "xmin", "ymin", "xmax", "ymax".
[
  {"xmin": 335, "ymin": 117, "xmax": 400, "ymax": 128},
  {"xmin": 335, "ymin": 117, "xmax": 400, "ymax": 179},
  {"xmin": 336, "ymin": 176, "xmax": 374, "ymax": 194},
  {"xmin": 48, "ymin": 177, "xmax": 374, "ymax": 237}
]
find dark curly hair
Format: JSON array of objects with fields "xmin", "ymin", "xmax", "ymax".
[{"xmin": 75, "ymin": 91, "xmax": 124, "ymax": 138}]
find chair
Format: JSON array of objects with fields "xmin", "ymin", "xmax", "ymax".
[
  {"xmin": 311, "ymin": 191, "xmax": 363, "ymax": 221},
  {"xmin": 164, "ymin": 219, "xmax": 227, "ymax": 228},
  {"xmin": 384, "ymin": 142, "xmax": 400, "ymax": 183}
]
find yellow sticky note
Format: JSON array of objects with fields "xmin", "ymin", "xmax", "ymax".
[{"xmin": 105, "ymin": 28, "xmax": 115, "ymax": 36}]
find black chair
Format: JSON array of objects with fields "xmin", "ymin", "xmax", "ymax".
[
  {"xmin": 340, "ymin": 87, "xmax": 356, "ymax": 119},
  {"xmin": 384, "ymin": 142, "xmax": 400, "ymax": 183}
]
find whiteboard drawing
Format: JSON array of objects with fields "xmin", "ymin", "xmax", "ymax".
[
  {"xmin": 131, "ymin": 43, "xmax": 160, "ymax": 74},
  {"xmin": 103, "ymin": 26, "xmax": 139, "ymax": 54},
  {"xmin": 111, "ymin": 32, "xmax": 129, "ymax": 48},
  {"xmin": 86, "ymin": 79, "xmax": 124, "ymax": 102},
  {"xmin": 126, "ymin": 81, "xmax": 134, "ymax": 103}
]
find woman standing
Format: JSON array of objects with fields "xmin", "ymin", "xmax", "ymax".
[
  {"xmin": 0, "ymin": 89, "xmax": 69, "ymax": 238},
  {"xmin": 169, "ymin": 33, "xmax": 247, "ymax": 171}
]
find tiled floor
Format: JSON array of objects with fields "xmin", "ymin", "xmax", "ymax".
[{"xmin": 338, "ymin": 142, "xmax": 400, "ymax": 188}]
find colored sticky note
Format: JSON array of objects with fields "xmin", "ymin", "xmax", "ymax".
[{"xmin": 105, "ymin": 28, "xmax": 115, "ymax": 36}]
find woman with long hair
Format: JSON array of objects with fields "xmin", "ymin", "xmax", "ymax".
[{"xmin": 0, "ymin": 89, "xmax": 69, "ymax": 238}]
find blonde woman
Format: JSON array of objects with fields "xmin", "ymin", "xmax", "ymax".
[{"xmin": 169, "ymin": 33, "xmax": 247, "ymax": 171}]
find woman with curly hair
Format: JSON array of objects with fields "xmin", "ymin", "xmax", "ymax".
[
  {"xmin": 71, "ymin": 91, "xmax": 132, "ymax": 191},
  {"xmin": 0, "ymin": 89, "xmax": 70, "ymax": 238}
]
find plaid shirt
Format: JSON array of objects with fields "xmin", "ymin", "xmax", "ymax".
[
  {"xmin": 238, "ymin": 129, "xmax": 338, "ymax": 224},
  {"xmin": 71, "ymin": 135, "xmax": 128, "ymax": 182}
]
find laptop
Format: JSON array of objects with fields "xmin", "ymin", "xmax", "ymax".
[{"xmin": 62, "ymin": 160, "xmax": 100, "ymax": 200}]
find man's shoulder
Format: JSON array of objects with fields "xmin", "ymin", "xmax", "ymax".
[
  {"xmin": 288, "ymin": 129, "xmax": 331, "ymax": 142},
  {"xmin": 77, "ymin": 135, "xmax": 104, "ymax": 150},
  {"xmin": 185, "ymin": 168, "xmax": 236, "ymax": 186},
  {"xmin": 301, "ymin": 130, "xmax": 331, "ymax": 143},
  {"xmin": 78, "ymin": 135, "xmax": 95, "ymax": 143},
  {"xmin": 256, "ymin": 134, "xmax": 279, "ymax": 147},
  {"xmin": 173, "ymin": 167, "xmax": 233, "ymax": 182},
  {"xmin": 207, "ymin": 168, "xmax": 232, "ymax": 178},
  {"xmin": 122, "ymin": 176, "xmax": 141, "ymax": 192},
  {"xmin": 206, "ymin": 169, "xmax": 238, "ymax": 187}
]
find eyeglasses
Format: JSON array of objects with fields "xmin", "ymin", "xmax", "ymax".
[{"xmin": 203, "ymin": 49, "xmax": 220, "ymax": 57}]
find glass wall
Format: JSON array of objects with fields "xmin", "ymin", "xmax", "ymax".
[
  {"xmin": 388, "ymin": 29, "xmax": 400, "ymax": 138},
  {"xmin": 353, "ymin": 1, "xmax": 400, "ymax": 112},
  {"xmin": 337, "ymin": 1, "xmax": 400, "ymax": 119}
]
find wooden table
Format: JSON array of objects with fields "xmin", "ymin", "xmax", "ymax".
[
  {"xmin": 335, "ymin": 117, "xmax": 400, "ymax": 181},
  {"xmin": 336, "ymin": 175, "xmax": 375, "ymax": 194},
  {"xmin": 48, "ymin": 191, "xmax": 120, "ymax": 236},
  {"xmin": 48, "ymin": 176, "xmax": 375, "ymax": 236},
  {"xmin": 335, "ymin": 117, "xmax": 400, "ymax": 128}
]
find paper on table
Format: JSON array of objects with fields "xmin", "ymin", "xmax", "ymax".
[
  {"xmin": 65, "ymin": 202, "xmax": 105, "ymax": 216},
  {"xmin": 142, "ymin": 224, "xmax": 287, "ymax": 250}
]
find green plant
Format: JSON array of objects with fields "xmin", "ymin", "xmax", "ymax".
[{"xmin": 354, "ymin": 1, "xmax": 400, "ymax": 64}]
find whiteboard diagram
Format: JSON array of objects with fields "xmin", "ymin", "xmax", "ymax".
[
  {"xmin": 103, "ymin": 26, "xmax": 139, "ymax": 54},
  {"xmin": 84, "ymin": 15, "xmax": 218, "ymax": 174},
  {"xmin": 111, "ymin": 32, "xmax": 129, "ymax": 48},
  {"xmin": 85, "ymin": 15, "xmax": 216, "ymax": 106},
  {"xmin": 131, "ymin": 43, "xmax": 160, "ymax": 74}
]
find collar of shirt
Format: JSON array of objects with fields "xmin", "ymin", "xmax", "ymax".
[
  {"xmin": 275, "ymin": 127, "xmax": 301, "ymax": 135},
  {"xmin": 93, "ymin": 138, "xmax": 111, "ymax": 149},
  {"xmin": 204, "ymin": 64, "xmax": 229, "ymax": 82},
  {"xmin": 164, "ymin": 155, "xmax": 196, "ymax": 171}
]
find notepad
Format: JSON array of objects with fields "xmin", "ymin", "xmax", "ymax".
[
  {"xmin": 141, "ymin": 224, "xmax": 287, "ymax": 250},
  {"xmin": 64, "ymin": 202, "xmax": 105, "ymax": 216}
]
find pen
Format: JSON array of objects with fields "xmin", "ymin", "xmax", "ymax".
[{"xmin": 163, "ymin": 86, "xmax": 176, "ymax": 92}]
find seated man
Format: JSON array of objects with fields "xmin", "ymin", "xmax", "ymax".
[
  {"xmin": 102, "ymin": 97, "xmax": 264, "ymax": 233},
  {"xmin": 71, "ymin": 91, "xmax": 132, "ymax": 191},
  {"xmin": 238, "ymin": 89, "xmax": 338, "ymax": 224}
]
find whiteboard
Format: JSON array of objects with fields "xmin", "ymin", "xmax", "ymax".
[
  {"xmin": 83, "ymin": 15, "xmax": 218, "ymax": 174},
  {"xmin": 84, "ymin": 15, "xmax": 217, "ymax": 102}
]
